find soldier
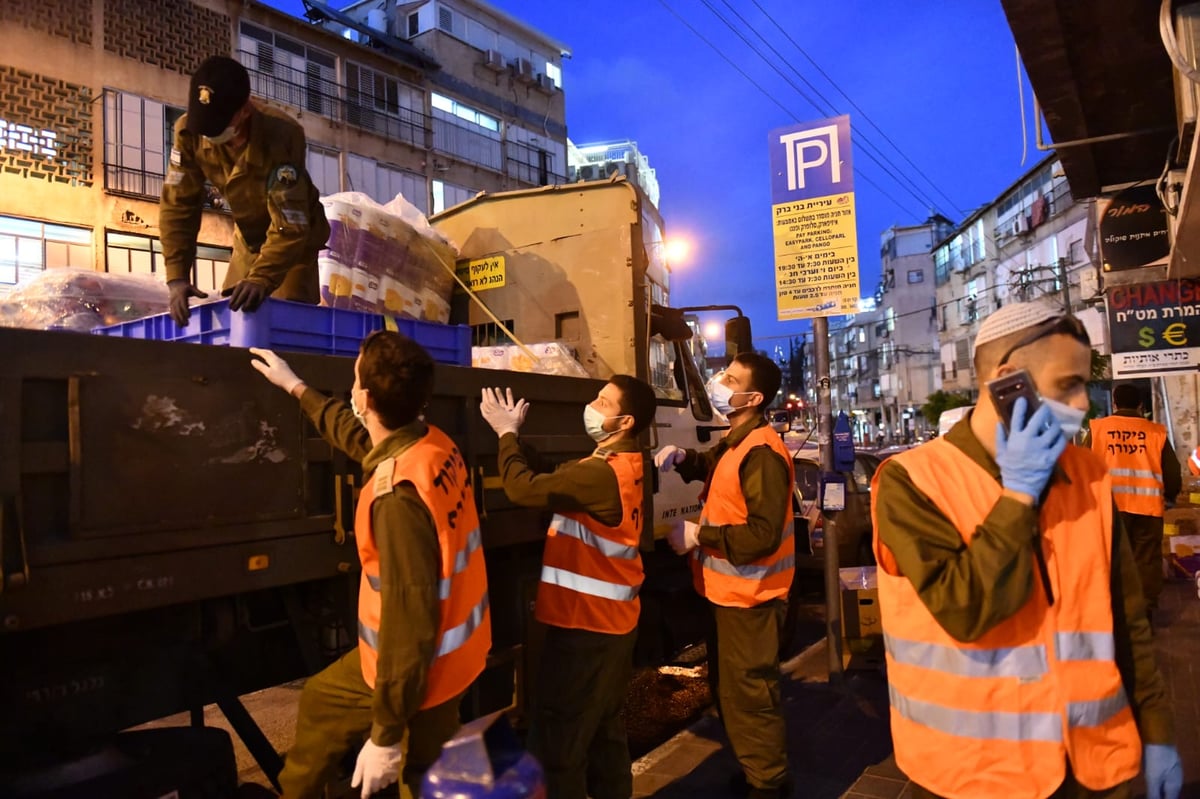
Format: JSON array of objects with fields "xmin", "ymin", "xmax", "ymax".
[{"xmin": 160, "ymin": 55, "xmax": 330, "ymax": 326}]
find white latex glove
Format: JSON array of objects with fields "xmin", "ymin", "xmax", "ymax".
[
  {"xmin": 351, "ymin": 739, "xmax": 404, "ymax": 799},
  {"xmin": 249, "ymin": 347, "xmax": 303, "ymax": 394},
  {"xmin": 480, "ymin": 387, "xmax": 529, "ymax": 437},
  {"xmin": 654, "ymin": 445, "xmax": 686, "ymax": 473},
  {"xmin": 667, "ymin": 520, "xmax": 700, "ymax": 555}
]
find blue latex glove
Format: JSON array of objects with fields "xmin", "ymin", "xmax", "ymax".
[
  {"xmin": 994, "ymin": 397, "xmax": 1066, "ymax": 500},
  {"xmin": 1144, "ymin": 743, "xmax": 1183, "ymax": 799}
]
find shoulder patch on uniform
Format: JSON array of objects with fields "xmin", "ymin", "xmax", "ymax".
[
  {"xmin": 372, "ymin": 458, "xmax": 396, "ymax": 496},
  {"xmin": 169, "ymin": 147, "xmax": 181, "ymax": 166},
  {"xmin": 281, "ymin": 208, "xmax": 309, "ymax": 226},
  {"xmin": 273, "ymin": 164, "xmax": 298, "ymax": 186}
]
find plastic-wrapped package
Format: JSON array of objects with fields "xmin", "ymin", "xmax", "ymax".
[
  {"xmin": 473, "ymin": 341, "xmax": 590, "ymax": 378},
  {"xmin": 318, "ymin": 191, "xmax": 458, "ymax": 323},
  {"xmin": 0, "ymin": 268, "xmax": 169, "ymax": 332}
]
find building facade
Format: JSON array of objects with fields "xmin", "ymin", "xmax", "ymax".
[
  {"xmin": 0, "ymin": 0, "xmax": 569, "ymax": 295},
  {"xmin": 934, "ymin": 156, "xmax": 1095, "ymax": 399}
]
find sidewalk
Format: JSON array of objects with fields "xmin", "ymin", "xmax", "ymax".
[{"xmin": 631, "ymin": 577, "xmax": 1200, "ymax": 799}]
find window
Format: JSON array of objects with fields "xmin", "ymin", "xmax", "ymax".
[
  {"xmin": 238, "ymin": 23, "xmax": 336, "ymax": 118},
  {"xmin": 345, "ymin": 63, "xmax": 426, "ymax": 147},
  {"xmin": 407, "ymin": 13, "xmax": 419, "ymax": 37},
  {"xmin": 306, "ymin": 146, "xmax": 340, "ymax": 197},
  {"xmin": 1069, "ymin": 239, "xmax": 1084, "ymax": 265},
  {"xmin": 432, "ymin": 179, "xmax": 474, "ymax": 213},
  {"xmin": 105, "ymin": 231, "xmax": 230, "ymax": 292},
  {"xmin": 347, "ymin": 154, "xmax": 427, "ymax": 212},
  {"xmin": 431, "ymin": 93, "xmax": 502, "ymax": 171},
  {"xmin": 907, "ymin": 269, "xmax": 924, "ymax": 284},
  {"xmin": 438, "ymin": 6, "xmax": 453, "ymax": 32},
  {"xmin": 103, "ymin": 90, "xmax": 180, "ymax": 199},
  {"xmin": 0, "ymin": 216, "xmax": 91, "ymax": 292}
]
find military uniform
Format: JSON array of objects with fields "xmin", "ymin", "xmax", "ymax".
[
  {"xmin": 277, "ymin": 392, "xmax": 478, "ymax": 799},
  {"xmin": 674, "ymin": 417, "xmax": 794, "ymax": 797},
  {"xmin": 160, "ymin": 104, "xmax": 330, "ymax": 301},
  {"xmin": 497, "ymin": 434, "xmax": 644, "ymax": 799},
  {"xmin": 873, "ymin": 416, "xmax": 1174, "ymax": 799}
]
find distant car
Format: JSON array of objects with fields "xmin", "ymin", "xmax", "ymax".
[
  {"xmin": 874, "ymin": 443, "xmax": 915, "ymax": 459},
  {"xmin": 937, "ymin": 405, "xmax": 973, "ymax": 437},
  {"xmin": 791, "ymin": 450, "xmax": 880, "ymax": 571},
  {"xmin": 769, "ymin": 409, "xmax": 791, "ymax": 434}
]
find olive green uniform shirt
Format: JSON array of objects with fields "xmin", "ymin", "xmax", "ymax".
[
  {"xmin": 675, "ymin": 416, "xmax": 792, "ymax": 566},
  {"xmin": 497, "ymin": 433, "xmax": 636, "ymax": 524},
  {"xmin": 875, "ymin": 416, "xmax": 1174, "ymax": 745},
  {"xmin": 161, "ymin": 104, "xmax": 330, "ymax": 299},
  {"xmin": 299, "ymin": 389, "xmax": 439, "ymax": 747}
]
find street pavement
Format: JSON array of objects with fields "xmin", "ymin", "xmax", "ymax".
[{"xmin": 631, "ymin": 576, "xmax": 1200, "ymax": 799}]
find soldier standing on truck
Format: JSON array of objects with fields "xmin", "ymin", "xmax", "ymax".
[
  {"xmin": 654, "ymin": 353, "xmax": 795, "ymax": 799},
  {"xmin": 250, "ymin": 333, "xmax": 490, "ymax": 799},
  {"xmin": 479, "ymin": 376, "xmax": 657, "ymax": 799},
  {"xmin": 160, "ymin": 55, "xmax": 330, "ymax": 327}
]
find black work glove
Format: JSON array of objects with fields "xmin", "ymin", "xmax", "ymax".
[
  {"xmin": 227, "ymin": 280, "xmax": 270, "ymax": 312},
  {"xmin": 168, "ymin": 279, "xmax": 209, "ymax": 327}
]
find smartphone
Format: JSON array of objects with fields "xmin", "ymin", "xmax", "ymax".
[{"xmin": 986, "ymin": 369, "xmax": 1041, "ymax": 432}]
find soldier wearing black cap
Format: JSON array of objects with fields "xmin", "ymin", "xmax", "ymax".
[{"xmin": 160, "ymin": 55, "xmax": 330, "ymax": 326}]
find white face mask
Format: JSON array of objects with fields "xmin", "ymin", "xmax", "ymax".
[
  {"xmin": 584, "ymin": 405, "xmax": 628, "ymax": 442},
  {"xmin": 706, "ymin": 374, "xmax": 755, "ymax": 417},
  {"xmin": 350, "ymin": 389, "xmax": 367, "ymax": 427},
  {"xmin": 1042, "ymin": 396, "xmax": 1086, "ymax": 439},
  {"xmin": 204, "ymin": 123, "xmax": 238, "ymax": 145}
]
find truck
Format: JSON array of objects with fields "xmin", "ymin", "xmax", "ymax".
[{"xmin": 0, "ymin": 178, "xmax": 759, "ymax": 795}]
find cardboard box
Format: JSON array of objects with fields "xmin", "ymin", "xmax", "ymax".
[{"xmin": 839, "ymin": 566, "xmax": 883, "ymax": 670}]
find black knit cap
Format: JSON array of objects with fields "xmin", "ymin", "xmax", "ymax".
[{"xmin": 186, "ymin": 56, "xmax": 251, "ymax": 136}]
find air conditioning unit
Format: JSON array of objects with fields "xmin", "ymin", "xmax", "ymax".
[
  {"xmin": 1012, "ymin": 215, "xmax": 1028, "ymax": 235},
  {"xmin": 512, "ymin": 57, "xmax": 534, "ymax": 83},
  {"xmin": 483, "ymin": 49, "xmax": 505, "ymax": 72},
  {"xmin": 533, "ymin": 73, "xmax": 555, "ymax": 93},
  {"xmin": 575, "ymin": 164, "xmax": 597, "ymax": 180}
]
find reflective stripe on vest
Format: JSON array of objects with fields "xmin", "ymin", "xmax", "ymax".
[
  {"xmin": 691, "ymin": 425, "xmax": 796, "ymax": 608},
  {"xmin": 355, "ymin": 425, "xmax": 490, "ymax": 709},
  {"xmin": 539, "ymin": 565, "xmax": 641, "ymax": 601},
  {"xmin": 872, "ymin": 439, "xmax": 1141, "ymax": 797},
  {"xmin": 551, "ymin": 516, "xmax": 639, "ymax": 560},
  {"xmin": 1190, "ymin": 447, "xmax": 1200, "ymax": 476},
  {"xmin": 439, "ymin": 527, "xmax": 483, "ymax": 600},
  {"xmin": 535, "ymin": 450, "xmax": 645, "ymax": 634}
]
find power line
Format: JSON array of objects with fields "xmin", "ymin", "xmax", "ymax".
[
  {"xmin": 747, "ymin": 0, "xmax": 967, "ymax": 217},
  {"xmin": 709, "ymin": 0, "xmax": 956, "ymax": 220},
  {"xmin": 654, "ymin": 0, "xmax": 924, "ymax": 220}
]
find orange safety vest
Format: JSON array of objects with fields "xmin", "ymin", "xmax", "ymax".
[
  {"xmin": 872, "ymin": 439, "xmax": 1141, "ymax": 799},
  {"xmin": 691, "ymin": 426, "xmax": 796, "ymax": 608},
  {"xmin": 535, "ymin": 450, "xmax": 645, "ymax": 634},
  {"xmin": 354, "ymin": 426, "xmax": 491, "ymax": 708},
  {"xmin": 1089, "ymin": 415, "xmax": 1167, "ymax": 516},
  {"xmin": 1190, "ymin": 446, "xmax": 1200, "ymax": 477}
]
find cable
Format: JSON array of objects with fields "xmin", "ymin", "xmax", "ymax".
[
  {"xmin": 1016, "ymin": 43, "xmax": 1028, "ymax": 168},
  {"xmin": 698, "ymin": 0, "xmax": 951, "ymax": 219},
  {"xmin": 654, "ymin": 0, "xmax": 923, "ymax": 219},
  {"xmin": 746, "ymin": 0, "xmax": 966, "ymax": 217}
]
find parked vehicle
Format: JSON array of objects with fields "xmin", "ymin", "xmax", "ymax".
[
  {"xmin": 937, "ymin": 405, "xmax": 973, "ymax": 437},
  {"xmin": 769, "ymin": 409, "xmax": 791, "ymax": 434},
  {"xmin": 792, "ymin": 450, "xmax": 881, "ymax": 571}
]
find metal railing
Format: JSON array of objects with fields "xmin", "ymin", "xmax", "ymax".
[
  {"xmin": 103, "ymin": 164, "xmax": 226, "ymax": 210},
  {"xmin": 237, "ymin": 50, "xmax": 340, "ymax": 119},
  {"xmin": 432, "ymin": 115, "xmax": 502, "ymax": 172},
  {"xmin": 505, "ymin": 139, "xmax": 565, "ymax": 186},
  {"xmin": 345, "ymin": 101, "xmax": 427, "ymax": 149}
]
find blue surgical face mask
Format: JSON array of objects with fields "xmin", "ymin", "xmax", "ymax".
[
  {"xmin": 1042, "ymin": 396, "xmax": 1086, "ymax": 439},
  {"xmin": 584, "ymin": 404, "xmax": 628, "ymax": 442},
  {"xmin": 706, "ymin": 373, "xmax": 754, "ymax": 417}
]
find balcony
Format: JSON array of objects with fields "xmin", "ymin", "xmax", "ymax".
[
  {"xmin": 103, "ymin": 163, "xmax": 225, "ymax": 210},
  {"xmin": 505, "ymin": 139, "xmax": 565, "ymax": 187}
]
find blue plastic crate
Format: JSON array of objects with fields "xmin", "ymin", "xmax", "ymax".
[{"xmin": 92, "ymin": 298, "xmax": 470, "ymax": 365}]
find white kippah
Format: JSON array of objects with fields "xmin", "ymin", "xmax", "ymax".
[{"xmin": 974, "ymin": 300, "xmax": 1062, "ymax": 348}]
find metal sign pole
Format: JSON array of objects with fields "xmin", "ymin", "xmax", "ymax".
[{"xmin": 814, "ymin": 316, "xmax": 843, "ymax": 683}]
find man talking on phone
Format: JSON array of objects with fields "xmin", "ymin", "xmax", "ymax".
[{"xmin": 869, "ymin": 301, "xmax": 1180, "ymax": 799}]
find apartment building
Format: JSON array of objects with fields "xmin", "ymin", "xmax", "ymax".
[
  {"xmin": 934, "ymin": 156, "xmax": 1094, "ymax": 398},
  {"xmin": 0, "ymin": 0, "xmax": 568, "ymax": 295}
]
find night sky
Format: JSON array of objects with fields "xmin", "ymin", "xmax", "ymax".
[{"xmin": 266, "ymin": 0, "xmax": 1032, "ymax": 351}]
